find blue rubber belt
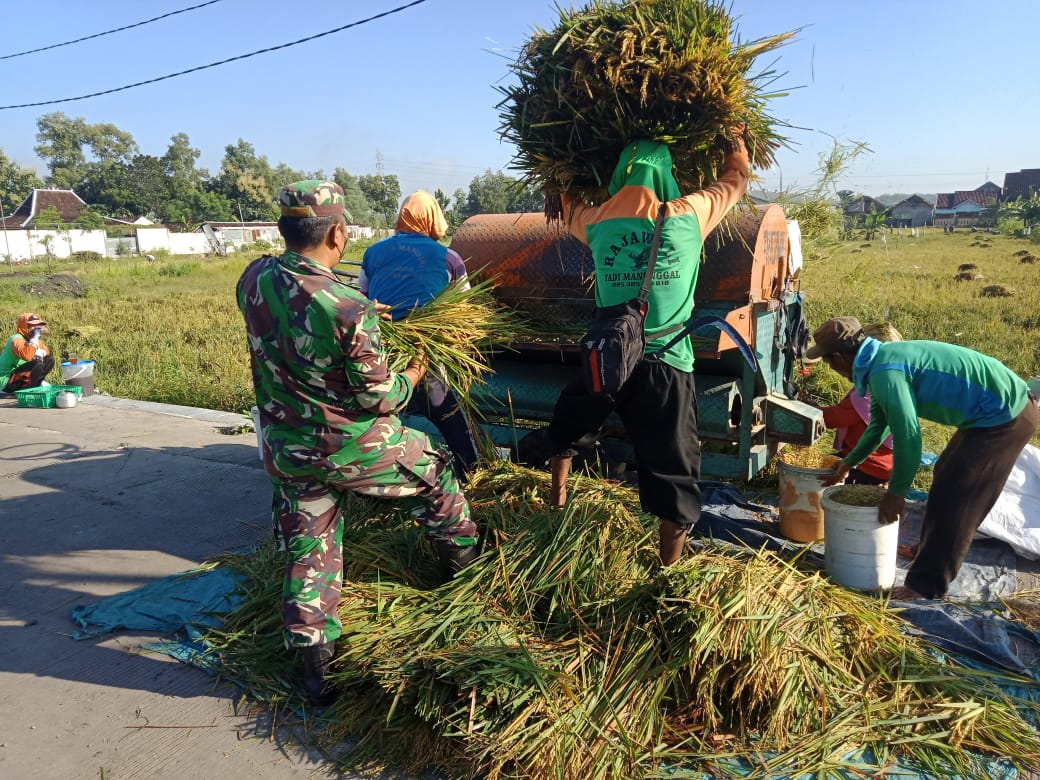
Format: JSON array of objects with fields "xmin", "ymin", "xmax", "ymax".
[{"xmin": 650, "ymin": 314, "xmax": 759, "ymax": 371}]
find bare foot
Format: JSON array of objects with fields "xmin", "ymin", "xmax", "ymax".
[{"xmin": 888, "ymin": 585, "xmax": 928, "ymax": 601}]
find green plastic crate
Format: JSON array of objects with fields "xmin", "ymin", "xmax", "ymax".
[{"xmin": 14, "ymin": 384, "xmax": 83, "ymax": 408}]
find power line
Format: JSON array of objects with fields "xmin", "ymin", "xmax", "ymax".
[
  {"xmin": 0, "ymin": 1, "xmax": 225, "ymax": 61},
  {"xmin": 0, "ymin": 0, "xmax": 428, "ymax": 111}
]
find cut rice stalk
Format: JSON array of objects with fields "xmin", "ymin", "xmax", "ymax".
[
  {"xmin": 204, "ymin": 462, "xmax": 1040, "ymax": 779},
  {"xmin": 497, "ymin": 0, "xmax": 797, "ymax": 219}
]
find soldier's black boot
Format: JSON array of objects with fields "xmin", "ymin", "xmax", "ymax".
[
  {"xmin": 299, "ymin": 643, "xmax": 337, "ymax": 707},
  {"xmin": 435, "ymin": 538, "xmax": 480, "ymax": 581}
]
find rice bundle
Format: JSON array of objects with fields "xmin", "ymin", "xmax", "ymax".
[
  {"xmin": 378, "ymin": 278, "xmax": 524, "ymax": 417},
  {"xmin": 205, "ymin": 462, "xmax": 1040, "ymax": 779},
  {"xmin": 497, "ymin": 0, "xmax": 795, "ymax": 219}
]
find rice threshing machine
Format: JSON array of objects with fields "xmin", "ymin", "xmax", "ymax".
[{"xmin": 443, "ymin": 203, "xmax": 824, "ymax": 481}]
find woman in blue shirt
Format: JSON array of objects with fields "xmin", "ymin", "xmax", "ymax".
[{"xmin": 360, "ymin": 191, "xmax": 478, "ymax": 479}]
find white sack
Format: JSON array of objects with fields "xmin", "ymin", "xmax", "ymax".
[{"xmin": 977, "ymin": 444, "xmax": 1040, "ymax": 560}]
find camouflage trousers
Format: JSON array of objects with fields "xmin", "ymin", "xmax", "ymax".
[{"xmin": 273, "ymin": 434, "xmax": 474, "ymax": 648}]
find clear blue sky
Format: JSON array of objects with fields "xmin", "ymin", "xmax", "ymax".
[{"xmin": 0, "ymin": 0, "xmax": 1036, "ymax": 200}]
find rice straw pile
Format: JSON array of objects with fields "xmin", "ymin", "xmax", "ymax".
[
  {"xmin": 204, "ymin": 463, "xmax": 1040, "ymax": 779},
  {"xmin": 497, "ymin": 0, "xmax": 794, "ymax": 219},
  {"xmin": 378, "ymin": 278, "xmax": 523, "ymax": 416}
]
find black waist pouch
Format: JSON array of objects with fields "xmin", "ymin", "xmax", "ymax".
[
  {"xmin": 578, "ymin": 204, "xmax": 665, "ymax": 397},
  {"xmin": 580, "ymin": 299, "xmax": 647, "ymax": 396}
]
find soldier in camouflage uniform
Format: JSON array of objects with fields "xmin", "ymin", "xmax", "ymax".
[{"xmin": 236, "ymin": 180, "xmax": 478, "ymax": 706}]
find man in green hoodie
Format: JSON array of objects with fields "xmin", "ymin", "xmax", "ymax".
[
  {"xmin": 811, "ymin": 316, "xmax": 1039, "ymax": 600},
  {"xmin": 516, "ymin": 132, "xmax": 749, "ymax": 565}
]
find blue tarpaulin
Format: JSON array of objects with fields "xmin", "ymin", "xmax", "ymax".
[{"xmin": 71, "ymin": 566, "xmax": 243, "ymax": 640}]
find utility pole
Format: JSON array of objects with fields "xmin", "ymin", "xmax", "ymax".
[
  {"xmin": 375, "ymin": 151, "xmax": 390, "ymax": 229},
  {"xmin": 0, "ymin": 193, "xmax": 10, "ymax": 262}
]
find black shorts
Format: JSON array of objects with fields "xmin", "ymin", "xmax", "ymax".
[{"xmin": 545, "ymin": 357, "xmax": 702, "ymax": 528}]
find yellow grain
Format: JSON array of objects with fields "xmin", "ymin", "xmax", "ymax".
[{"xmin": 778, "ymin": 447, "xmax": 839, "ymax": 470}]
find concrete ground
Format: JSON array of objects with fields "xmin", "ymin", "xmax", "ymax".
[{"xmin": 0, "ymin": 394, "xmax": 364, "ymax": 780}]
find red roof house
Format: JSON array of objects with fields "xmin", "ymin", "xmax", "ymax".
[{"xmin": 0, "ymin": 189, "xmax": 88, "ymax": 229}]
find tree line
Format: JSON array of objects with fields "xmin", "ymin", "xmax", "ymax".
[{"xmin": 0, "ymin": 112, "xmax": 543, "ymax": 231}]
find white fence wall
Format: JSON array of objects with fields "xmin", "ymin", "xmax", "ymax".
[
  {"xmin": 135, "ymin": 228, "xmax": 171, "ymax": 253},
  {"xmin": 1, "ymin": 223, "xmax": 301, "ymax": 261},
  {"xmin": 1, "ymin": 230, "xmax": 34, "ymax": 261},
  {"xmin": 135, "ymin": 229, "xmax": 216, "ymax": 256},
  {"xmin": 169, "ymin": 232, "xmax": 212, "ymax": 255},
  {"xmin": 0, "ymin": 229, "xmax": 107, "ymax": 261},
  {"xmin": 1, "ymin": 227, "xmax": 216, "ymax": 260},
  {"xmin": 0, "ymin": 227, "xmax": 230, "ymax": 260},
  {"xmin": 71, "ymin": 230, "xmax": 108, "ymax": 257},
  {"xmin": 215, "ymin": 225, "xmax": 281, "ymax": 248}
]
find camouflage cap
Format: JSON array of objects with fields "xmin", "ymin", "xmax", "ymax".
[{"xmin": 278, "ymin": 180, "xmax": 352, "ymax": 221}]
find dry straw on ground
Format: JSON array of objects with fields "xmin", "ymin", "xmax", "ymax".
[
  {"xmin": 206, "ymin": 463, "xmax": 1040, "ymax": 779},
  {"xmin": 496, "ymin": 0, "xmax": 794, "ymax": 219}
]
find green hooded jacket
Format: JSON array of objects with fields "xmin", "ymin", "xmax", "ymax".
[{"xmin": 566, "ymin": 140, "xmax": 747, "ymax": 372}]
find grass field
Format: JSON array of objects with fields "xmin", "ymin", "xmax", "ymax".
[
  {"xmin": 1, "ymin": 227, "xmax": 1037, "ymax": 480},
  {"xmin": 0, "ymin": 242, "xmax": 367, "ymax": 414},
  {"xmin": 797, "ymin": 227, "xmax": 1040, "ymax": 464}
]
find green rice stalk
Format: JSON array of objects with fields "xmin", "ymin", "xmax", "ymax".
[
  {"xmin": 497, "ymin": 0, "xmax": 796, "ymax": 219},
  {"xmin": 379, "ymin": 277, "xmax": 521, "ymax": 387},
  {"xmin": 378, "ymin": 277, "xmax": 525, "ymax": 426}
]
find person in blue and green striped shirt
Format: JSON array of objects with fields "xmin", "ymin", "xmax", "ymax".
[{"xmin": 811, "ymin": 316, "xmax": 1039, "ymax": 600}]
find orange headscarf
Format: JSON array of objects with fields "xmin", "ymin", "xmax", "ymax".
[
  {"xmin": 16, "ymin": 312, "xmax": 47, "ymax": 338},
  {"xmin": 395, "ymin": 190, "xmax": 448, "ymax": 240}
]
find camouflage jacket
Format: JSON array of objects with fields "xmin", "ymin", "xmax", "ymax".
[{"xmin": 236, "ymin": 251, "xmax": 415, "ymax": 477}]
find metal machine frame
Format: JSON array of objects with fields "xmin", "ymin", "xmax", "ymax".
[{"xmin": 410, "ymin": 203, "xmax": 823, "ymax": 480}]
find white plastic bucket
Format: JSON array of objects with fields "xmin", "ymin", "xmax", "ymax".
[
  {"xmin": 821, "ymin": 486, "xmax": 898, "ymax": 591},
  {"xmin": 776, "ymin": 460, "xmax": 831, "ymax": 542},
  {"xmin": 60, "ymin": 360, "xmax": 95, "ymax": 396},
  {"xmin": 250, "ymin": 405, "xmax": 263, "ymax": 461}
]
